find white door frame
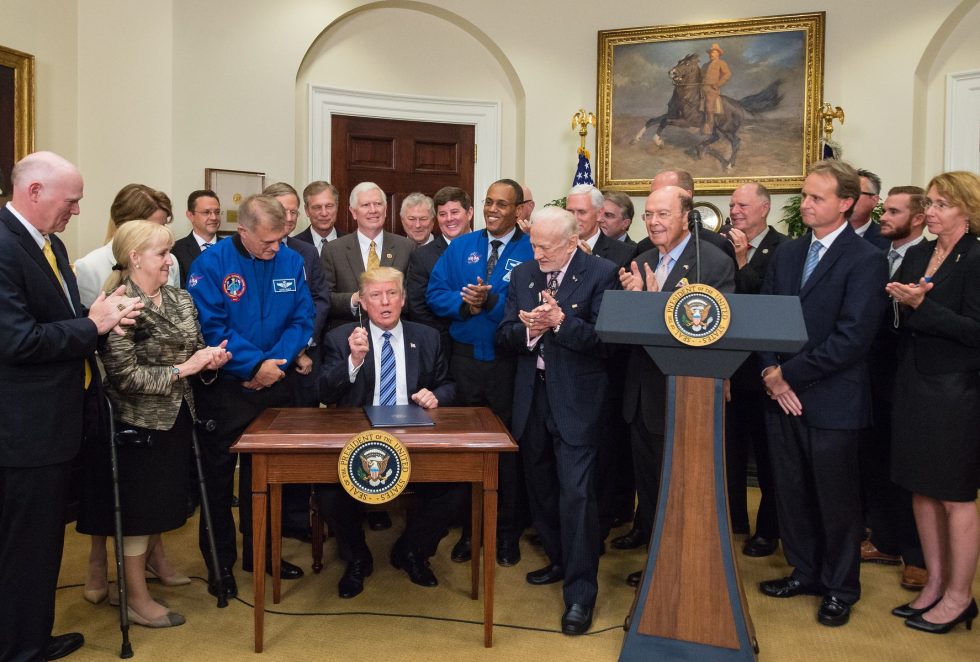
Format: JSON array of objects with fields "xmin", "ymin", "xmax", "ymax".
[
  {"xmin": 309, "ymin": 85, "xmax": 500, "ymax": 205},
  {"xmin": 944, "ymin": 69, "xmax": 980, "ymax": 173}
]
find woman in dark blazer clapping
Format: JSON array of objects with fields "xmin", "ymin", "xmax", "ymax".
[
  {"xmin": 886, "ymin": 171, "xmax": 980, "ymax": 634},
  {"xmin": 78, "ymin": 221, "xmax": 230, "ymax": 627}
]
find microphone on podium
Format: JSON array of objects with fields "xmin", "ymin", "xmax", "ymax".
[{"xmin": 687, "ymin": 209, "xmax": 702, "ymax": 284}]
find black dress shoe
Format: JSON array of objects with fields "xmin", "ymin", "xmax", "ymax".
[
  {"xmin": 208, "ymin": 567, "xmax": 238, "ymax": 599},
  {"xmin": 626, "ymin": 570, "xmax": 643, "ymax": 587},
  {"xmin": 892, "ymin": 596, "xmax": 942, "ymax": 618},
  {"xmin": 242, "ymin": 558, "xmax": 305, "ymax": 580},
  {"xmin": 742, "ymin": 534, "xmax": 779, "ymax": 557},
  {"xmin": 451, "ymin": 535, "xmax": 472, "ymax": 563},
  {"xmin": 367, "ymin": 511, "xmax": 392, "ymax": 531},
  {"xmin": 338, "ymin": 559, "xmax": 373, "ymax": 598},
  {"xmin": 44, "ymin": 633, "xmax": 84, "ymax": 661},
  {"xmin": 905, "ymin": 598, "xmax": 978, "ymax": 634},
  {"xmin": 611, "ymin": 526, "xmax": 646, "ymax": 550},
  {"xmin": 561, "ymin": 603, "xmax": 594, "ymax": 635},
  {"xmin": 759, "ymin": 576, "xmax": 822, "ymax": 598},
  {"xmin": 391, "ymin": 549, "xmax": 438, "ymax": 587},
  {"xmin": 496, "ymin": 540, "xmax": 521, "ymax": 566},
  {"xmin": 817, "ymin": 595, "xmax": 851, "ymax": 627},
  {"xmin": 526, "ymin": 564, "xmax": 564, "ymax": 585}
]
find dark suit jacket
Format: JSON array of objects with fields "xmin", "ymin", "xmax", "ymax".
[
  {"xmin": 893, "ymin": 234, "xmax": 980, "ymax": 374},
  {"xmin": 592, "ymin": 232, "xmax": 636, "ymax": 269},
  {"xmin": 172, "ymin": 231, "xmax": 205, "ymax": 288},
  {"xmin": 293, "ymin": 225, "xmax": 345, "ymax": 252},
  {"xmin": 285, "ymin": 236, "xmax": 331, "ymax": 346},
  {"xmin": 318, "ymin": 320, "xmax": 454, "ymax": 407},
  {"xmin": 759, "ymin": 224, "xmax": 889, "ymax": 430},
  {"xmin": 861, "ymin": 222, "xmax": 892, "ymax": 250},
  {"xmin": 622, "ymin": 237, "xmax": 736, "ymax": 433},
  {"xmin": 321, "ymin": 231, "xmax": 415, "ymax": 327},
  {"xmin": 497, "ymin": 250, "xmax": 620, "ymax": 446},
  {"xmin": 405, "ymin": 235, "xmax": 451, "ymax": 346},
  {"xmin": 731, "ymin": 226, "xmax": 789, "ymax": 391},
  {"xmin": 0, "ymin": 206, "xmax": 100, "ymax": 466}
]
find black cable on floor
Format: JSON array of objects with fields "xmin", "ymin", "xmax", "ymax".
[{"xmin": 57, "ymin": 579, "xmax": 624, "ymax": 637}]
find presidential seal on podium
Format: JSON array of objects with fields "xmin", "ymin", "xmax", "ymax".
[
  {"xmin": 338, "ymin": 430, "xmax": 411, "ymax": 504},
  {"xmin": 664, "ymin": 283, "xmax": 731, "ymax": 347}
]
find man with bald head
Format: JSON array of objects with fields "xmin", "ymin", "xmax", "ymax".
[
  {"xmin": 618, "ymin": 184, "xmax": 735, "ymax": 586},
  {"xmin": 725, "ymin": 182, "xmax": 787, "ymax": 557},
  {"xmin": 1, "ymin": 152, "xmax": 141, "ymax": 661},
  {"xmin": 636, "ymin": 169, "xmax": 737, "ymax": 265},
  {"xmin": 497, "ymin": 206, "xmax": 619, "ymax": 634}
]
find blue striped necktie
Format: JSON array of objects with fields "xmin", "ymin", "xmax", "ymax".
[
  {"xmin": 379, "ymin": 331, "xmax": 396, "ymax": 406},
  {"xmin": 801, "ymin": 240, "xmax": 822, "ymax": 286}
]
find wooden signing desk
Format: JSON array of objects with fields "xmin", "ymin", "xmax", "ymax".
[{"xmin": 232, "ymin": 406, "xmax": 518, "ymax": 652}]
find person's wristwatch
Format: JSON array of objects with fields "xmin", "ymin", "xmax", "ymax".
[{"xmin": 170, "ymin": 365, "xmax": 181, "ymax": 380}]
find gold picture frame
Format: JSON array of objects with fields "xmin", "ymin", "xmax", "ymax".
[
  {"xmin": 596, "ymin": 13, "xmax": 825, "ymax": 195},
  {"xmin": 204, "ymin": 168, "xmax": 266, "ymax": 235},
  {"xmin": 0, "ymin": 44, "xmax": 35, "ymax": 203}
]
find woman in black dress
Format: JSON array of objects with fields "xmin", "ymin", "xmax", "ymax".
[
  {"xmin": 886, "ymin": 171, "xmax": 980, "ymax": 634},
  {"xmin": 78, "ymin": 221, "xmax": 230, "ymax": 627}
]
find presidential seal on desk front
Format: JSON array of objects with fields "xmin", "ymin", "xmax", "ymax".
[{"xmin": 338, "ymin": 430, "xmax": 411, "ymax": 503}]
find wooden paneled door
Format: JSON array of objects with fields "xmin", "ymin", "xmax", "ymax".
[{"xmin": 331, "ymin": 115, "xmax": 475, "ymax": 236}]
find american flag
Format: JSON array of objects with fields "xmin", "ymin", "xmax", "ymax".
[{"xmin": 572, "ymin": 151, "xmax": 594, "ymax": 186}]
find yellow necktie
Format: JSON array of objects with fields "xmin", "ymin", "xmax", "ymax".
[
  {"xmin": 367, "ymin": 240, "xmax": 380, "ymax": 271},
  {"xmin": 44, "ymin": 237, "xmax": 92, "ymax": 389}
]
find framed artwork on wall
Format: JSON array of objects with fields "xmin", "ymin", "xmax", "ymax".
[
  {"xmin": 0, "ymin": 44, "xmax": 35, "ymax": 205},
  {"xmin": 596, "ymin": 13, "xmax": 825, "ymax": 195},
  {"xmin": 205, "ymin": 168, "xmax": 266, "ymax": 236}
]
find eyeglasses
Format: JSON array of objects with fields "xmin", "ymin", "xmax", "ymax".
[
  {"xmin": 860, "ymin": 192, "xmax": 878, "ymax": 198},
  {"xmin": 642, "ymin": 210, "xmax": 675, "ymax": 222},
  {"xmin": 922, "ymin": 199, "xmax": 955, "ymax": 211},
  {"xmin": 284, "ymin": 210, "xmax": 300, "ymax": 219},
  {"xmin": 404, "ymin": 216, "xmax": 431, "ymax": 224},
  {"xmin": 194, "ymin": 209, "xmax": 221, "ymax": 217}
]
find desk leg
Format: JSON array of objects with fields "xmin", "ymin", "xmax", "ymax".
[
  {"xmin": 470, "ymin": 482, "xmax": 482, "ymax": 600},
  {"xmin": 252, "ymin": 456, "xmax": 268, "ymax": 653},
  {"xmin": 271, "ymin": 484, "xmax": 282, "ymax": 604},
  {"xmin": 483, "ymin": 477, "xmax": 497, "ymax": 648}
]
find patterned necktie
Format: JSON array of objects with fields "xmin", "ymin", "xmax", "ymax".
[
  {"xmin": 201, "ymin": 242, "xmax": 211, "ymax": 251},
  {"xmin": 367, "ymin": 240, "xmax": 380, "ymax": 271},
  {"xmin": 654, "ymin": 255, "xmax": 672, "ymax": 291},
  {"xmin": 486, "ymin": 240, "xmax": 503, "ymax": 279},
  {"xmin": 44, "ymin": 237, "xmax": 91, "ymax": 389},
  {"xmin": 887, "ymin": 249, "xmax": 901, "ymax": 277},
  {"xmin": 547, "ymin": 271, "xmax": 560, "ymax": 297},
  {"xmin": 801, "ymin": 240, "xmax": 822, "ymax": 286},
  {"xmin": 379, "ymin": 331, "xmax": 396, "ymax": 406}
]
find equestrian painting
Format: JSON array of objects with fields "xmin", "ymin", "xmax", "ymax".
[{"xmin": 597, "ymin": 14, "xmax": 825, "ymax": 194}]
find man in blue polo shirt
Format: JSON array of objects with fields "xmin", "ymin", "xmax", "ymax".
[{"xmin": 427, "ymin": 178, "xmax": 533, "ymax": 566}]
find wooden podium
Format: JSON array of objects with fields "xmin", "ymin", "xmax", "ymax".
[
  {"xmin": 597, "ymin": 290, "xmax": 806, "ymax": 661},
  {"xmin": 232, "ymin": 406, "xmax": 518, "ymax": 652}
]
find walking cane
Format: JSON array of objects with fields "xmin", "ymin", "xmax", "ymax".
[
  {"xmin": 192, "ymin": 422, "xmax": 228, "ymax": 608},
  {"xmin": 104, "ymin": 397, "xmax": 134, "ymax": 659}
]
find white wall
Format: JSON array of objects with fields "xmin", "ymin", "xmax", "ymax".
[
  {"xmin": 4, "ymin": 0, "xmax": 978, "ymax": 252},
  {"xmin": 0, "ymin": 0, "xmax": 79, "ymax": 241}
]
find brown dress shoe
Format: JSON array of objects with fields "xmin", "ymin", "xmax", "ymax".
[
  {"xmin": 860, "ymin": 539, "xmax": 901, "ymax": 565},
  {"xmin": 900, "ymin": 564, "xmax": 928, "ymax": 591}
]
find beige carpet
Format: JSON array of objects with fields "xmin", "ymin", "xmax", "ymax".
[{"xmin": 52, "ymin": 490, "xmax": 979, "ymax": 661}]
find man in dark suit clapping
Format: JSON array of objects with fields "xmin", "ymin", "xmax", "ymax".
[
  {"xmin": 725, "ymin": 183, "xmax": 787, "ymax": 557},
  {"xmin": 497, "ymin": 206, "xmax": 619, "ymax": 635},
  {"xmin": 0, "ymin": 152, "xmax": 141, "ymax": 661},
  {"xmin": 758, "ymin": 160, "xmax": 888, "ymax": 627}
]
